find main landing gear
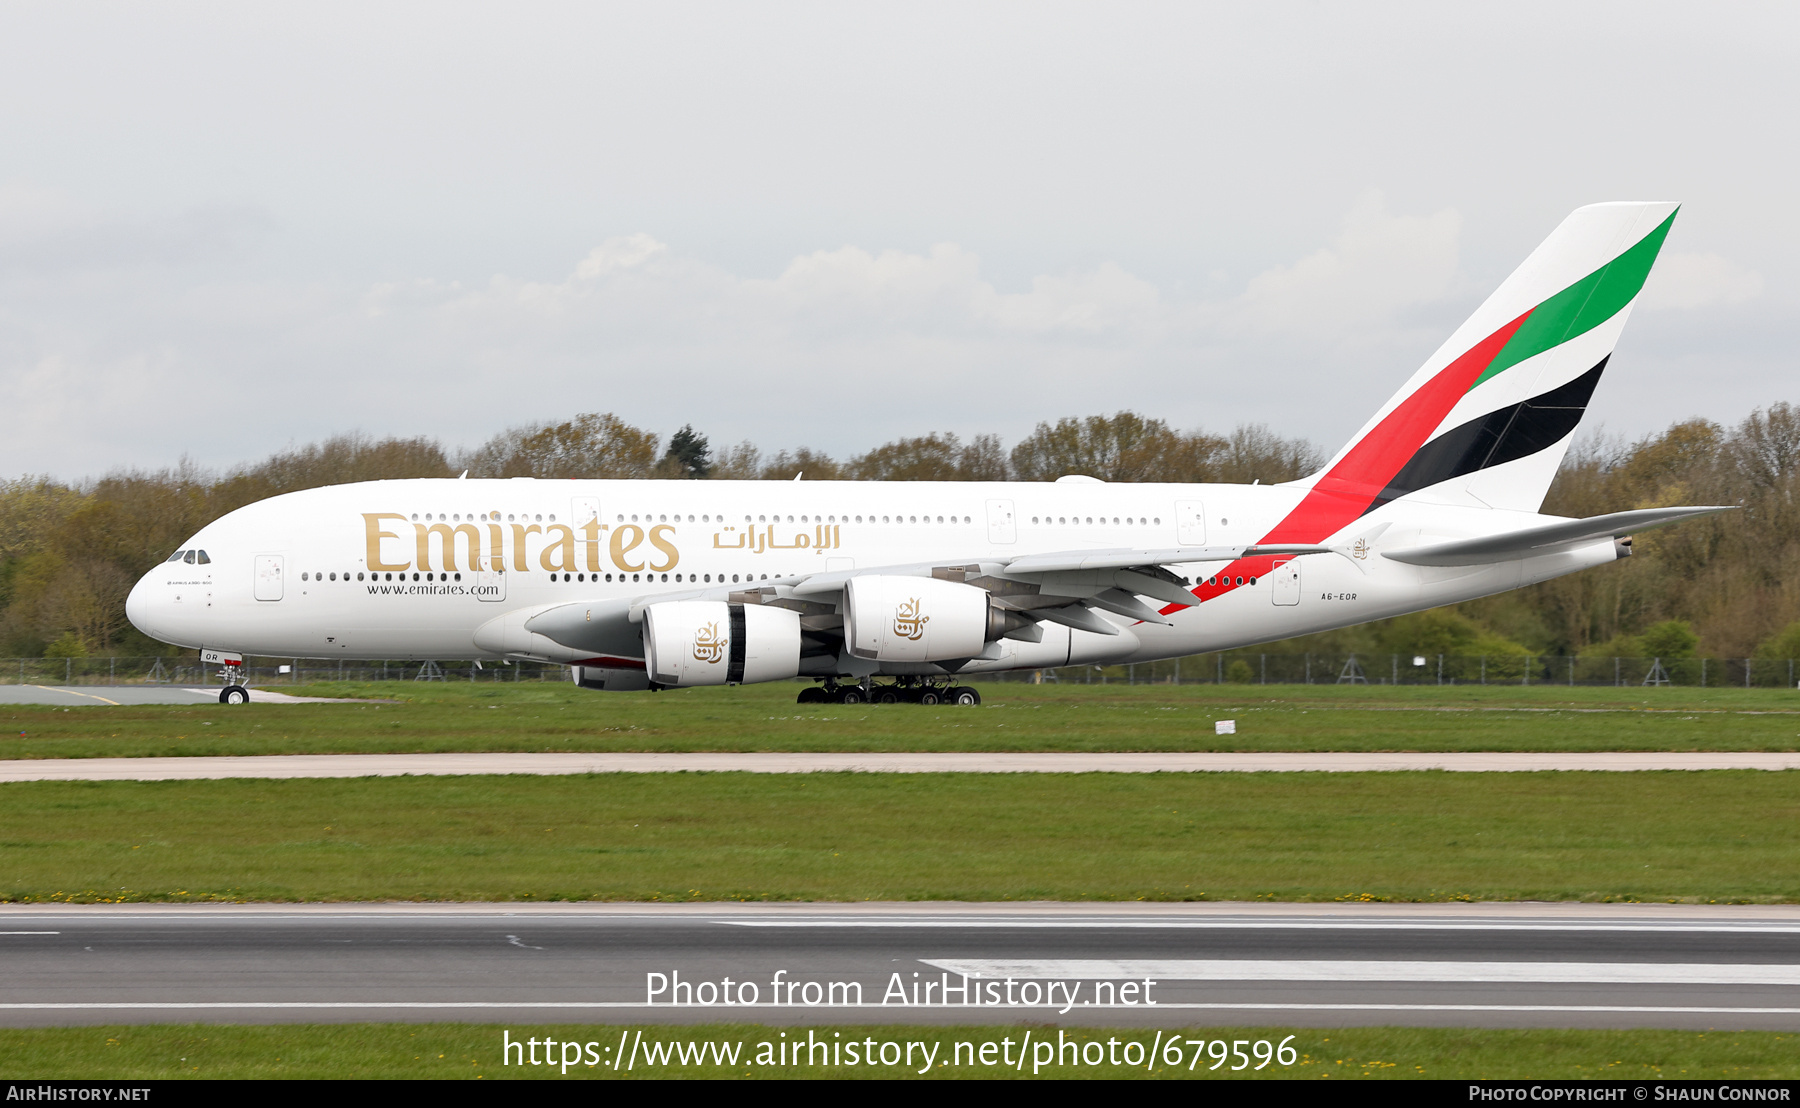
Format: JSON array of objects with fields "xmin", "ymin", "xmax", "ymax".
[{"xmin": 797, "ymin": 679, "xmax": 980, "ymax": 707}]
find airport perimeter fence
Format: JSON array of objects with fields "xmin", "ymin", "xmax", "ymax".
[
  {"xmin": 4, "ymin": 653, "xmax": 1800, "ymax": 690},
  {"xmin": 990, "ymin": 652, "xmax": 1800, "ymax": 689},
  {"xmin": 0, "ymin": 656, "xmax": 569, "ymax": 687}
]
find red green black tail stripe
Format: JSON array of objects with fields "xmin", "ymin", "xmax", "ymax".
[{"xmin": 1160, "ymin": 211, "xmax": 1675, "ymax": 614}]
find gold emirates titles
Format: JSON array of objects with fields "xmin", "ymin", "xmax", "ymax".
[{"xmin": 360, "ymin": 514, "xmax": 846, "ymax": 576}]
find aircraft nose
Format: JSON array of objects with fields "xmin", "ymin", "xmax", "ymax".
[{"xmin": 125, "ymin": 568, "xmax": 164, "ymax": 641}]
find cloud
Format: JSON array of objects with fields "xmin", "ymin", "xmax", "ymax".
[
  {"xmin": 1222, "ymin": 191, "xmax": 1462, "ymax": 337},
  {"xmin": 15, "ymin": 188, "xmax": 1774, "ymax": 482},
  {"xmin": 1639, "ymin": 250, "xmax": 1764, "ymax": 310}
]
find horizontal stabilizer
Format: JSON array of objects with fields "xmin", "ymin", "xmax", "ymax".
[
  {"xmin": 1002, "ymin": 544, "xmax": 1332, "ymax": 574},
  {"xmin": 1381, "ymin": 506, "xmax": 1734, "ymax": 567}
]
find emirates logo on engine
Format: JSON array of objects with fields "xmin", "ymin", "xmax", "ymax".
[
  {"xmin": 692, "ymin": 621, "xmax": 727, "ymax": 664},
  {"xmin": 892, "ymin": 598, "xmax": 929, "ymax": 641}
]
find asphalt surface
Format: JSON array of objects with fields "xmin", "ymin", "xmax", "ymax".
[
  {"xmin": 3, "ymin": 752, "xmax": 1800, "ymax": 782},
  {"xmin": 5, "ymin": 902, "xmax": 1800, "ymax": 1029},
  {"xmin": 0, "ymin": 685, "xmax": 343, "ymax": 706}
]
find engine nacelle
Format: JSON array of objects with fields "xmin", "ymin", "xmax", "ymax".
[
  {"xmin": 643, "ymin": 600, "xmax": 801, "ymax": 687},
  {"xmin": 844, "ymin": 575, "xmax": 1006, "ymax": 663}
]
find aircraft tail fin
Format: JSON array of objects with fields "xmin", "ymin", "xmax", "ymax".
[{"xmin": 1292, "ymin": 201, "xmax": 1679, "ymax": 519}]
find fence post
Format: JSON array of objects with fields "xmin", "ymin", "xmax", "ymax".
[
  {"xmin": 65, "ymin": 657, "xmax": 71, "ymax": 685},
  {"xmin": 110, "ymin": 657, "xmax": 115, "ymax": 686},
  {"xmin": 1568, "ymin": 656, "xmax": 1574, "ymax": 686},
  {"xmin": 1746, "ymin": 659, "xmax": 1752, "ymax": 689},
  {"xmin": 1216, "ymin": 654, "xmax": 1223, "ymax": 684},
  {"xmin": 1174, "ymin": 657, "xmax": 1180, "ymax": 686},
  {"xmin": 1480, "ymin": 656, "xmax": 1486, "ymax": 685},
  {"xmin": 1614, "ymin": 657, "xmax": 1620, "ymax": 687},
  {"xmin": 1304, "ymin": 653, "xmax": 1311, "ymax": 685},
  {"xmin": 1523, "ymin": 656, "xmax": 1530, "ymax": 686},
  {"xmin": 1700, "ymin": 658, "xmax": 1706, "ymax": 687},
  {"xmin": 1392, "ymin": 654, "xmax": 1398, "ymax": 684},
  {"xmin": 1436, "ymin": 654, "xmax": 1442, "ymax": 686},
  {"xmin": 1260, "ymin": 654, "xmax": 1266, "ymax": 685}
]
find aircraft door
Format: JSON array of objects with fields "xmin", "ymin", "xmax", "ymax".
[
  {"xmin": 985, "ymin": 500, "xmax": 1016, "ymax": 544},
  {"xmin": 570, "ymin": 497, "xmax": 601, "ymax": 528},
  {"xmin": 1175, "ymin": 500, "xmax": 1207, "ymax": 545},
  {"xmin": 1271, "ymin": 558, "xmax": 1300, "ymax": 606},
  {"xmin": 253, "ymin": 555, "xmax": 284, "ymax": 601}
]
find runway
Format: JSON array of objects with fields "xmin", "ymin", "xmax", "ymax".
[
  {"xmin": 3, "ymin": 751, "xmax": 1800, "ymax": 782},
  {"xmin": 4, "ymin": 902, "xmax": 1800, "ymax": 1029},
  {"xmin": 0, "ymin": 685, "xmax": 349, "ymax": 706}
]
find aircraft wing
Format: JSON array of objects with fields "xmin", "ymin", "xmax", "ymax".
[
  {"xmin": 517, "ymin": 543, "xmax": 1341, "ymax": 659},
  {"xmin": 1381, "ymin": 506, "xmax": 1735, "ymax": 567},
  {"xmin": 1000, "ymin": 544, "xmax": 1332, "ymax": 574}
]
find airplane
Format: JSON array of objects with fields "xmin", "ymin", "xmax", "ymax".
[{"xmin": 127, "ymin": 201, "xmax": 1730, "ymax": 705}]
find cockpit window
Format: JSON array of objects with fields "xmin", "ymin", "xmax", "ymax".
[
  {"xmin": 183, "ymin": 551, "xmax": 197, "ymax": 564},
  {"xmin": 195, "ymin": 550, "xmax": 211, "ymax": 564},
  {"xmin": 166, "ymin": 550, "xmax": 186, "ymax": 562}
]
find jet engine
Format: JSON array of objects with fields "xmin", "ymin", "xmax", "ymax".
[
  {"xmin": 844, "ymin": 575, "xmax": 1016, "ymax": 663},
  {"xmin": 643, "ymin": 600, "xmax": 801, "ymax": 687}
]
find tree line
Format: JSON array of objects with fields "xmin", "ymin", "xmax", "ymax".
[{"xmin": 1, "ymin": 404, "xmax": 1796, "ymax": 663}]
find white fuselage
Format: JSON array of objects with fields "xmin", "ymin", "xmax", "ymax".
[{"xmin": 125, "ymin": 476, "xmax": 1618, "ymax": 674}]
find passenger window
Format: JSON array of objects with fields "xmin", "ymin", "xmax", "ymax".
[{"xmin": 301, "ymin": 572, "xmax": 309, "ymax": 581}]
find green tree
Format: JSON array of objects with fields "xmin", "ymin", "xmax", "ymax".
[
  {"xmin": 662, "ymin": 425, "xmax": 712, "ymax": 478},
  {"xmin": 1754, "ymin": 621, "xmax": 1800, "ymax": 662},
  {"xmin": 42, "ymin": 631, "xmax": 87, "ymax": 659},
  {"xmin": 1638, "ymin": 620, "xmax": 1699, "ymax": 659}
]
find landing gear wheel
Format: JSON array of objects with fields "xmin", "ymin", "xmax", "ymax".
[
  {"xmin": 875, "ymin": 688, "xmax": 901, "ymax": 705},
  {"xmin": 220, "ymin": 686, "xmax": 250, "ymax": 705},
  {"xmin": 838, "ymin": 688, "xmax": 865, "ymax": 705},
  {"xmin": 948, "ymin": 686, "xmax": 980, "ymax": 706},
  {"xmin": 796, "ymin": 687, "xmax": 826, "ymax": 704},
  {"xmin": 918, "ymin": 689, "xmax": 942, "ymax": 706}
]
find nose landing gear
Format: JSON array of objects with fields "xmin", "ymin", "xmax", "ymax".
[{"xmin": 210, "ymin": 652, "xmax": 250, "ymax": 704}]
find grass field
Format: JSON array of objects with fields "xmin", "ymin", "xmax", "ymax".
[
  {"xmin": 4, "ymin": 1023, "xmax": 1795, "ymax": 1080},
  {"xmin": 4, "ymin": 770, "xmax": 1797, "ymax": 903},
  {"xmin": 3, "ymin": 681, "xmax": 1799, "ymax": 759}
]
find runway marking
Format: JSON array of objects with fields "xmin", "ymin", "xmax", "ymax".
[
  {"xmin": 924, "ymin": 959, "xmax": 1800, "ymax": 985},
  {"xmin": 4, "ymin": 1002, "xmax": 1800, "ymax": 1015},
  {"xmin": 25, "ymin": 686, "xmax": 119, "ymax": 706},
  {"xmin": 728, "ymin": 919, "xmax": 1800, "ymax": 933}
]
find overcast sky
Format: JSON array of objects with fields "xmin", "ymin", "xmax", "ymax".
[{"xmin": 1, "ymin": 1, "xmax": 1792, "ymax": 481}]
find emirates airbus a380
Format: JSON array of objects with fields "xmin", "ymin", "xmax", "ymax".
[{"xmin": 127, "ymin": 202, "xmax": 1728, "ymax": 705}]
